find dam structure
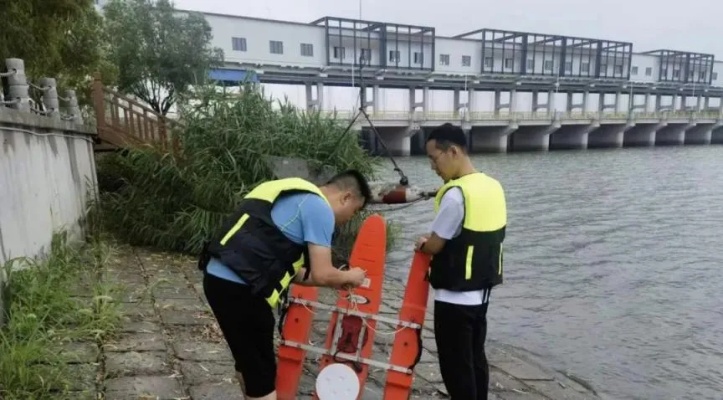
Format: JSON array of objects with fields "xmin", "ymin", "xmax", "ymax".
[{"xmin": 190, "ymin": 10, "xmax": 723, "ymax": 154}]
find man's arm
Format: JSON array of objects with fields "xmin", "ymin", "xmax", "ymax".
[
  {"xmin": 417, "ymin": 188, "xmax": 464, "ymax": 255},
  {"xmin": 291, "ymin": 194, "xmax": 357, "ymax": 288}
]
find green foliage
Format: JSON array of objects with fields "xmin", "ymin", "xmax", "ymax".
[
  {"xmin": 0, "ymin": 0, "xmax": 117, "ymax": 104},
  {"xmin": 0, "ymin": 233, "xmax": 122, "ymax": 399},
  {"xmin": 94, "ymin": 83, "xmax": 394, "ymax": 260},
  {"xmin": 102, "ymin": 0, "xmax": 224, "ymax": 115}
]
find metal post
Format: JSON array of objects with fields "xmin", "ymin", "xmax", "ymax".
[
  {"xmin": 40, "ymin": 77, "xmax": 60, "ymax": 119},
  {"xmin": 5, "ymin": 58, "xmax": 30, "ymax": 112},
  {"xmin": 64, "ymin": 90, "xmax": 83, "ymax": 124}
]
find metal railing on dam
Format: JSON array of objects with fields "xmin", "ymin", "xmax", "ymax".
[{"xmin": 322, "ymin": 110, "xmax": 723, "ymax": 124}]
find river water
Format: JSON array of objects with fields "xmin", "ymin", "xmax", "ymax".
[{"xmin": 373, "ymin": 146, "xmax": 723, "ymax": 400}]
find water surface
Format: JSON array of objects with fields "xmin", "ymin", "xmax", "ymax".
[{"xmin": 375, "ymin": 146, "xmax": 723, "ymax": 400}]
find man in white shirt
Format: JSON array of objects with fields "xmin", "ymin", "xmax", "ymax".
[{"xmin": 416, "ymin": 123, "xmax": 507, "ymax": 400}]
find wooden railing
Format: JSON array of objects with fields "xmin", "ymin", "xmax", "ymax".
[{"xmin": 92, "ymin": 74, "xmax": 182, "ymax": 152}]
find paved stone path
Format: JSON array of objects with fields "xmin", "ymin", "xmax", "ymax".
[{"xmin": 64, "ymin": 245, "xmax": 601, "ymax": 399}]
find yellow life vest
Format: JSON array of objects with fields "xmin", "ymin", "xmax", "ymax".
[
  {"xmin": 430, "ymin": 172, "xmax": 507, "ymax": 290},
  {"xmin": 206, "ymin": 177, "xmax": 330, "ymax": 307}
]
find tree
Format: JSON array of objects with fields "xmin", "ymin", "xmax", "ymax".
[
  {"xmin": 102, "ymin": 0, "xmax": 224, "ymax": 115},
  {"xmin": 0, "ymin": 0, "xmax": 117, "ymax": 102}
]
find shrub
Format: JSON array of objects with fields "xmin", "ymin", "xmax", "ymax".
[{"xmin": 96, "ymin": 83, "xmax": 397, "ymax": 261}]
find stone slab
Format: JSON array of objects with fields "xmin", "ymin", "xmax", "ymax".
[
  {"xmin": 189, "ymin": 382, "xmax": 243, "ymax": 400},
  {"xmin": 66, "ymin": 363, "xmax": 97, "ymax": 391},
  {"xmin": 103, "ymin": 333, "xmax": 166, "ymax": 352},
  {"xmin": 105, "ymin": 351, "xmax": 171, "ymax": 378},
  {"xmin": 104, "ymin": 376, "xmax": 185, "ymax": 400},
  {"xmin": 172, "ymin": 341, "xmax": 233, "ymax": 362},
  {"xmin": 152, "ymin": 285, "xmax": 198, "ymax": 299},
  {"xmin": 118, "ymin": 320, "xmax": 162, "ymax": 334},
  {"xmin": 159, "ymin": 309, "xmax": 212, "ymax": 326},
  {"xmin": 179, "ymin": 361, "xmax": 235, "ymax": 385},
  {"xmin": 61, "ymin": 341, "xmax": 99, "ymax": 364}
]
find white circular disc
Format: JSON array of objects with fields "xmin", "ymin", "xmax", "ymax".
[{"xmin": 315, "ymin": 363, "xmax": 360, "ymax": 400}]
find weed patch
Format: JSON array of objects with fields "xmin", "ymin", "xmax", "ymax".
[{"xmin": 0, "ymin": 233, "xmax": 123, "ymax": 399}]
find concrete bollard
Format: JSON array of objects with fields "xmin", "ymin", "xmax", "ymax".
[
  {"xmin": 40, "ymin": 77, "xmax": 60, "ymax": 119},
  {"xmin": 5, "ymin": 58, "xmax": 31, "ymax": 112},
  {"xmin": 64, "ymin": 90, "xmax": 83, "ymax": 124}
]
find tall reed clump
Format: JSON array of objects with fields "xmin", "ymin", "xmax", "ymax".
[
  {"xmin": 0, "ymin": 233, "xmax": 123, "ymax": 399},
  {"xmin": 95, "ymin": 83, "xmax": 397, "ymax": 260}
]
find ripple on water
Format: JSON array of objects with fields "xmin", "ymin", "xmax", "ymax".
[{"xmin": 374, "ymin": 147, "xmax": 723, "ymax": 400}]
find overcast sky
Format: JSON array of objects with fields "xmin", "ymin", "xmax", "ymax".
[{"xmin": 173, "ymin": 0, "xmax": 722, "ymax": 58}]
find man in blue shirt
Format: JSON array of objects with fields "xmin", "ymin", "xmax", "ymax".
[{"xmin": 201, "ymin": 170, "xmax": 370, "ymax": 400}]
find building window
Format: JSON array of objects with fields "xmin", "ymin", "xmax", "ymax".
[
  {"xmin": 269, "ymin": 40, "xmax": 283, "ymax": 54},
  {"xmin": 564, "ymin": 62, "xmax": 572, "ymax": 72},
  {"xmin": 484, "ymin": 57, "xmax": 493, "ymax": 68},
  {"xmin": 599, "ymin": 64, "xmax": 607, "ymax": 73},
  {"xmin": 413, "ymin": 52, "xmax": 424, "ymax": 64},
  {"xmin": 544, "ymin": 60, "xmax": 553, "ymax": 71},
  {"xmin": 462, "ymin": 55, "xmax": 471, "ymax": 67},
  {"xmin": 645, "ymin": 67, "xmax": 652, "ymax": 76},
  {"xmin": 527, "ymin": 59, "xmax": 535, "ymax": 71},
  {"xmin": 440, "ymin": 54, "xmax": 450, "ymax": 66},
  {"xmin": 631, "ymin": 66, "xmax": 638, "ymax": 75},
  {"xmin": 701, "ymin": 71, "xmax": 707, "ymax": 80},
  {"xmin": 360, "ymin": 48, "xmax": 372, "ymax": 64},
  {"xmin": 333, "ymin": 46, "xmax": 345, "ymax": 60},
  {"xmin": 300, "ymin": 43, "xmax": 313, "ymax": 57},
  {"xmin": 389, "ymin": 50, "xmax": 400, "ymax": 63},
  {"xmin": 232, "ymin": 37, "xmax": 247, "ymax": 52},
  {"xmin": 689, "ymin": 71, "xmax": 695, "ymax": 79},
  {"xmin": 673, "ymin": 69, "xmax": 680, "ymax": 78},
  {"xmin": 504, "ymin": 58, "xmax": 513, "ymax": 69},
  {"xmin": 614, "ymin": 65, "xmax": 623, "ymax": 74},
  {"xmin": 581, "ymin": 62, "xmax": 590, "ymax": 73},
  {"xmin": 713, "ymin": 72, "xmax": 718, "ymax": 80}
]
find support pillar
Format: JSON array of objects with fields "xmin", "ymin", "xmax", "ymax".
[
  {"xmin": 453, "ymin": 89, "xmax": 460, "ymax": 118},
  {"xmin": 468, "ymin": 88, "xmax": 476, "ymax": 117},
  {"xmin": 423, "ymin": 86, "xmax": 430, "ymax": 119},
  {"xmin": 317, "ymin": 82, "xmax": 324, "ymax": 110},
  {"xmin": 588, "ymin": 122, "xmax": 634, "ymax": 148},
  {"xmin": 644, "ymin": 93, "xmax": 651, "ymax": 112},
  {"xmin": 509, "ymin": 122, "xmax": 561, "ymax": 152},
  {"xmin": 549, "ymin": 122, "xmax": 600, "ymax": 150},
  {"xmin": 549, "ymin": 90, "xmax": 557, "ymax": 115},
  {"xmin": 656, "ymin": 123, "xmax": 695, "ymax": 146},
  {"xmin": 684, "ymin": 123, "xmax": 721, "ymax": 145},
  {"xmin": 40, "ymin": 77, "xmax": 60, "ymax": 120},
  {"xmin": 614, "ymin": 92, "xmax": 621, "ymax": 112},
  {"xmin": 470, "ymin": 124, "xmax": 517, "ymax": 153},
  {"xmin": 5, "ymin": 58, "xmax": 31, "ymax": 112},
  {"xmin": 624, "ymin": 122, "xmax": 665, "ymax": 147}
]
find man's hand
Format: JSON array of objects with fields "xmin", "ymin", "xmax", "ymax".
[
  {"xmin": 415, "ymin": 234, "xmax": 430, "ymax": 251},
  {"xmin": 344, "ymin": 267, "xmax": 367, "ymax": 288}
]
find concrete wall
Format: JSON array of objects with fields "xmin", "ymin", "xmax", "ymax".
[{"xmin": 0, "ymin": 108, "xmax": 97, "ymax": 320}]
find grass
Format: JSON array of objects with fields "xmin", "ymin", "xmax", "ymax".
[{"xmin": 0, "ymin": 232, "xmax": 123, "ymax": 400}]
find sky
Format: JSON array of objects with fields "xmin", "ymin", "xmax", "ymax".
[{"xmin": 168, "ymin": 0, "xmax": 723, "ymax": 112}]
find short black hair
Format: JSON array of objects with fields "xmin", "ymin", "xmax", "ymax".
[
  {"xmin": 426, "ymin": 123, "xmax": 467, "ymax": 151},
  {"xmin": 325, "ymin": 169, "xmax": 372, "ymax": 206}
]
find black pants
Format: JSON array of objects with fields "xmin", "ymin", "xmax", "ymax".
[
  {"xmin": 203, "ymin": 273, "xmax": 277, "ymax": 398},
  {"xmin": 434, "ymin": 298, "xmax": 490, "ymax": 400}
]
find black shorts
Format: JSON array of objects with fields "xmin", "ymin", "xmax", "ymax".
[{"xmin": 203, "ymin": 273, "xmax": 276, "ymax": 397}]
